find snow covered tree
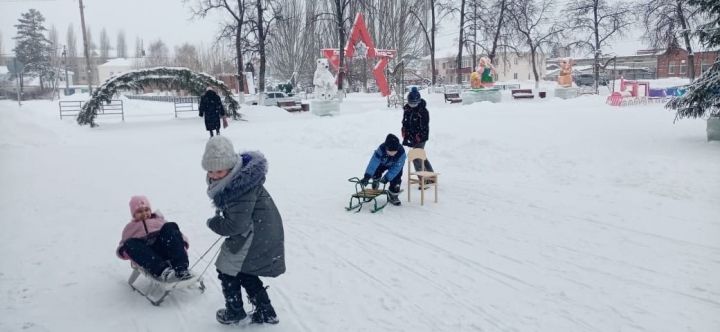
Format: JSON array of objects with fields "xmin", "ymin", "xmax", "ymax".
[
  {"xmin": 0, "ymin": 30, "xmax": 4, "ymax": 65},
  {"xmin": 77, "ymin": 67, "xmax": 242, "ymax": 126},
  {"xmin": 666, "ymin": 0, "xmax": 720, "ymax": 120},
  {"xmin": 13, "ymin": 9, "xmax": 54, "ymax": 91}
]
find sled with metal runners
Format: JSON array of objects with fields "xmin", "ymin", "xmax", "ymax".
[
  {"xmin": 128, "ymin": 263, "xmax": 206, "ymax": 306},
  {"xmin": 346, "ymin": 177, "xmax": 392, "ymax": 213}
]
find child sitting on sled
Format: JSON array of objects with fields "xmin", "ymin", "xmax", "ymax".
[
  {"xmin": 116, "ymin": 195, "xmax": 192, "ymax": 281},
  {"xmin": 360, "ymin": 133, "xmax": 406, "ymax": 206}
]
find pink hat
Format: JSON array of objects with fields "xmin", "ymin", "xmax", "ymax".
[{"xmin": 129, "ymin": 195, "xmax": 151, "ymax": 215}]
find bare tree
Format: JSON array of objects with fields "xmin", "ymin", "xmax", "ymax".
[
  {"xmin": 245, "ymin": 0, "xmax": 281, "ymax": 95},
  {"xmin": 640, "ymin": 0, "xmax": 701, "ymax": 81},
  {"xmin": 134, "ymin": 37, "xmax": 143, "ymax": 58},
  {"xmin": 565, "ymin": 0, "xmax": 633, "ymax": 93},
  {"xmin": 147, "ymin": 39, "xmax": 169, "ymax": 67},
  {"xmin": 509, "ymin": 0, "xmax": 563, "ymax": 88},
  {"xmin": 410, "ymin": 0, "xmax": 452, "ymax": 86},
  {"xmin": 116, "ymin": 30, "xmax": 127, "ymax": 58},
  {"xmin": 266, "ymin": 0, "xmax": 316, "ymax": 88},
  {"xmin": 174, "ymin": 43, "xmax": 202, "ymax": 71},
  {"xmin": 0, "ymin": 30, "xmax": 3, "ymax": 65},
  {"xmin": 66, "ymin": 24, "xmax": 78, "ymax": 83},
  {"xmin": 99, "ymin": 28, "xmax": 111, "ymax": 61},
  {"xmin": 48, "ymin": 25, "xmax": 59, "ymax": 57},
  {"xmin": 188, "ymin": 0, "xmax": 251, "ymax": 95}
]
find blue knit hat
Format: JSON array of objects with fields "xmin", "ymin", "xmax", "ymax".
[{"xmin": 407, "ymin": 87, "xmax": 421, "ymax": 107}]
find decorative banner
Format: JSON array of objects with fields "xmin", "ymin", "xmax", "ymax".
[{"xmin": 321, "ymin": 13, "xmax": 397, "ymax": 97}]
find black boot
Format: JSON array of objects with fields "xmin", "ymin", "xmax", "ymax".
[
  {"xmin": 216, "ymin": 306, "xmax": 247, "ymax": 325},
  {"xmin": 388, "ymin": 190, "xmax": 401, "ymax": 206},
  {"xmin": 249, "ymin": 287, "xmax": 279, "ymax": 324}
]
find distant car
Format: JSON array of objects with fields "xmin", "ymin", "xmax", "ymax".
[
  {"xmin": 574, "ymin": 73, "xmax": 608, "ymax": 86},
  {"xmin": 248, "ymin": 91, "xmax": 300, "ymax": 106}
]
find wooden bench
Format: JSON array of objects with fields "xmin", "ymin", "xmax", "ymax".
[
  {"xmin": 277, "ymin": 100, "xmax": 303, "ymax": 112},
  {"xmin": 444, "ymin": 93, "xmax": 462, "ymax": 103},
  {"xmin": 511, "ymin": 89, "xmax": 534, "ymax": 99}
]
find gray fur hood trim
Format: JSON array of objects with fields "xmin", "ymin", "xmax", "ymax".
[{"xmin": 208, "ymin": 151, "xmax": 268, "ymax": 207}]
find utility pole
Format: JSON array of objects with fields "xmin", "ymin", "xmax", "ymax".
[{"xmin": 78, "ymin": 0, "xmax": 93, "ymax": 94}]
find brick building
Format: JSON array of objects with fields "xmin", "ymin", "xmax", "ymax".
[{"xmin": 656, "ymin": 47, "xmax": 718, "ymax": 78}]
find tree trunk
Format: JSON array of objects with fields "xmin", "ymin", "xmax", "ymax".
[
  {"xmin": 676, "ymin": 0, "xmax": 695, "ymax": 81},
  {"xmin": 337, "ymin": 1, "xmax": 346, "ymax": 100},
  {"xmin": 236, "ymin": 21, "xmax": 244, "ymax": 96},
  {"xmin": 257, "ymin": 0, "xmax": 266, "ymax": 94},
  {"xmin": 489, "ymin": 0, "xmax": 506, "ymax": 63},
  {"xmin": 456, "ymin": 0, "xmax": 466, "ymax": 84},
  {"xmin": 530, "ymin": 45, "xmax": 540, "ymax": 89},
  {"xmin": 430, "ymin": 0, "xmax": 437, "ymax": 86},
  {"xmin": 593, "ymin": 0, "xmax": 600, "ymax": 94}
]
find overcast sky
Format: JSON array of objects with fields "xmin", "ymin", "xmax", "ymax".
[
  {"xmin": 0, "ymin": 0, "xmax": 224, "ymax": 57},
  {"xmin": 1, "ymin": 0, "xmax": 648, "ymax": 59}
]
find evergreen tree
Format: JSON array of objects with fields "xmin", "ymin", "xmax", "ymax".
[
  {"xmin": 666, "ymin": 0, "xmax": 720, "ymax": 119},
  {"xmin": 13, "ymin": 9, "xmax": 54, "ymax": 90}
]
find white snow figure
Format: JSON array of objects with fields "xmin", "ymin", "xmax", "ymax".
[{"xmin": 314, "ymin": 58, "xmax": 337, "ymax": 100}]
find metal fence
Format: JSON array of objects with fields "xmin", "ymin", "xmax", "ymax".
[{"xmin": 59, "ymin": 100, "xmax": 124, "ymax": 121}]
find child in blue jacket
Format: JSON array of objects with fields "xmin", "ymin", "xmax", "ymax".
[{"xmin": 360, "ymin": 134, "xmax": 406, "ymax": 206}]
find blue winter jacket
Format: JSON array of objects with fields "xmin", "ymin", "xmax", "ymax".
[{"xmin": 364, "ymin": 143, "xmax": 407, "ymax": 180}]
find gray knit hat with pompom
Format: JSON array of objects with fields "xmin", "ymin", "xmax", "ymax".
[{"xmin": 202, "ymin": 136, "xmax": 238, "ymax": 171}]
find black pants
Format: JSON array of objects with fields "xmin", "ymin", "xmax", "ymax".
[
  {"xmin": 122, "ymin": 222, "xmax": 189, "ymax": 277},
  {"xmin": 209, "ymin": 129, "xmax": 220, "ymax": 137},
  {"xmin": 218, "ymin": 271, "xmax": 270, "ymax": 311},
  {"xmin": 371, "ymin": 164, "xmax": 403, "ymax": 194},
  {"xmin": 408, "ymin": 141, "xmax": 434, "ymax": 172}
]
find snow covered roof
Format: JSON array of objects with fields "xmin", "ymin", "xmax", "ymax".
[{"xmin": 98, "ymin": 58, "xmax": 135, "ymax": 67}]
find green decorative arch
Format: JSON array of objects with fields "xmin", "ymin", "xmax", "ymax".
[{"xmin": 77, "ymin": 67, "xmax": 241, "ymax": 126}]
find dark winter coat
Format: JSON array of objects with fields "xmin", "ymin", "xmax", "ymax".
[
  {"xmin": 199, "ymin": 90, "xmax": 226, "ymax": 131},
  {"xmin": 206, "ymin": 151, "xmax": 285, "ymax": 277},
  {"xmin": 401, "ymin": 99, "xmax": 430, "ymax": 147},
  {"xmin": 364, "ymin": 143, "xmax": 407, "ymax": 181}
]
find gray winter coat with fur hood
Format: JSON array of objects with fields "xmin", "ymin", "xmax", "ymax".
[{"xmin": 206, "ymin": 151, "xmax": 285, "ymax": 277}]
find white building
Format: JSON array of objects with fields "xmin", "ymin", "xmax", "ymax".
[{"xmin": 97, "ymin": 58, "xmax": 134, "ymax": 84}]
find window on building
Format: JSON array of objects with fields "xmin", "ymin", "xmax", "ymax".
[
  {"xmin": 514, "ymin": 57, "xmax": 519, "ymax": 65},
  {"xmin": 668, "ymin": 61, "xmax": 687, "ymax": 76},
  {"xmin": 513, "ymin": 73, "xmax": 518, "ymax": 79},
  {"xmin": 442, "ymin": 63, "xmax": 446, "ymax": 69},
  {"xmin": 668, "ymin": 62, "xmax": 674, "ymax": 74},
  {"xmin": 462, "ymin": 59, "xmax": 470, "ymax": 68}
]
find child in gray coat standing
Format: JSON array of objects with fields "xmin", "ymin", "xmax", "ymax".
[{"xmin": 201, "ymin": 136, "xmax": 286, "ymax": 325}]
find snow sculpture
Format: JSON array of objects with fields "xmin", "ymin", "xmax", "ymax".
[
  {"xmin": 314, "ymin": 58, "xmax": 337, "ymax": 101},
  {"xmin": 311, "ymin": 58, "xmax": 341, "ymax": 116},
  {"xmin": 557, "ymin": 57, "xmax": 574, "ymax": 87}
]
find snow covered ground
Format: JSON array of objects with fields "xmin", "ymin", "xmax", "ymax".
[{"xmin": 0, "ymin": 88, "xmax": 718, "ymax": 332}]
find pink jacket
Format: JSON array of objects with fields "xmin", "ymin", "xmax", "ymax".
[{"xmin": 116, "ymin": 212, "xmax": 189, "ymax": 259}]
